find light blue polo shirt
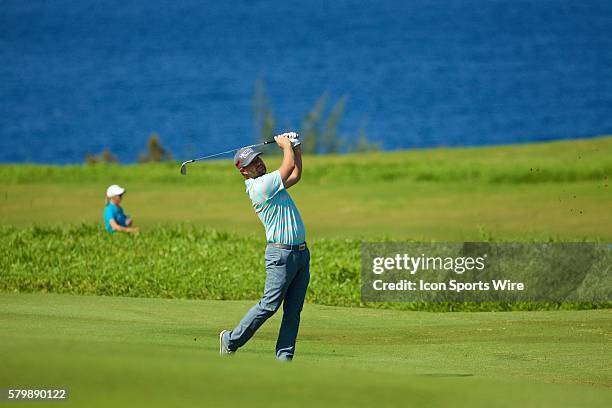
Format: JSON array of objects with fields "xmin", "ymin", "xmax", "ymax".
[
  {"xmin": 104, "ymin": 202, "xmax": 129, "ymax": 233},
  {"xmin": 245, "ymin": 170, "xmax": 306, "ymax": 245}
]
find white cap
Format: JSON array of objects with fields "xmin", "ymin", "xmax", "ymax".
[{"xmin": 106, "ymin": 184, "xmax": 126, "ymax": 198}]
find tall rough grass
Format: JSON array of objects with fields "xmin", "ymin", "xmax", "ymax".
[{"xmin": 1, "ymin": 225, "xmax": 608, "ymax": 311}]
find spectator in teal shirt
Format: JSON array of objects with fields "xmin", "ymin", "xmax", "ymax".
[{"xmin": 104, "ymin": 184, "xmax": 138, "ymax": 233}]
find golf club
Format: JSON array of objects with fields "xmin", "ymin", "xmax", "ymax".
[{"xmin": 180, "ymin": 139, "xmax": 276, "ymax": 175}]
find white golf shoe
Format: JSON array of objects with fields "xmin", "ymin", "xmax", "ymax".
[{"xmin": 219, "ymin": 330, "xmax": 234, "ymax": 356}]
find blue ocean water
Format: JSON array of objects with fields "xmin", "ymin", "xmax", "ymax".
[{"xmin": 1, "ymin": 0, "xmax": 611, "ymax": 163}]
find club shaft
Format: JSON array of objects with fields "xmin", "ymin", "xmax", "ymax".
[{"xmin": 190, "ymin": 140, "xmax": 274, "ymax": 163}]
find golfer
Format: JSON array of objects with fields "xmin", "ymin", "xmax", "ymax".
[
  {"xmin": 220, "ymin": 132, "xmax": 309, "ymax": 361},
  {"xmin": 104, "ymin": 184, "xmax": 138, "ymax": 233}
]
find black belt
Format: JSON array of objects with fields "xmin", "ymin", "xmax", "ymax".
[{"xmin": 268, "ymin": 242, "xmax": 307, "ymax": 251}]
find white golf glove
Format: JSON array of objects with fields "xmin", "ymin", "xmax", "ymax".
[{"xmin": 282, "ymin": 132, "xmax": 300, "ymax": 148}]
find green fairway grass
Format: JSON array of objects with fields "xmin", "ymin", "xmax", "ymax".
[
  {"xmin": 0, "ymin": 293, "xmax": 610, "ymax": 407},
  {"xmin": 1, "ymin": 136, "xmax": 610, "ymax": 241},
  {"xmin": 1, "ymin": 138, "xmax": 609, "ymax": 405}
]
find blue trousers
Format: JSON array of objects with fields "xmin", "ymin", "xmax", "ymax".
[{"xmin": 224, "ymin": 245, "xmax": 310, "ymax": 360}]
